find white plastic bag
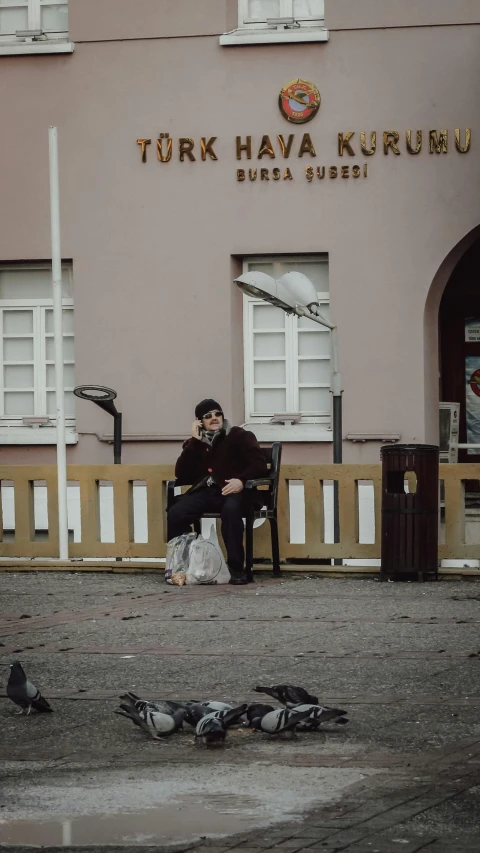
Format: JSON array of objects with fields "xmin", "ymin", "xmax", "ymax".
[
  {"xmin": 165, "ymin": 532, "xmax": 197, "ymax": 584},
  {"xmin": 185, "ymin": 525, "xmax": 231, "ymax": 585}
]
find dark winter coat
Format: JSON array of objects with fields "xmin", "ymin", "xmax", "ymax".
[{"xmin": 175, "ymin": 425, "xmax": 268, "ymax": 491}]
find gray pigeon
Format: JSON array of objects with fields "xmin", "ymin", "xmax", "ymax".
[
  {"xmin": 203, "ymin": 704, "xmax": 247, "ymax": 728},
  {"xmin": 184, "ymin": 703, "xmax": 210, "ymax": 728},
  {"xmin": 254, "ymin": 684, "xmax": 318, "ymax": 707},
  {"xmin": 290, "ymin": 703, "xmax": 348, "ymax": 730},
  {"xmin": 246, "ymin": 703, "xmax": 275, "ymax": 724},
  {"xmin": 119, "ymin": 692, "xmax": 185, "ymax": 716},
  {"xmin": 195, "ymin": 714, "xmax": 227, "ymax": 746},
  {"xmin": 199, "ymin": 701, "xmax": 233, "ymax": 712},
  {"xmin": 250, "ymin": 707, "xmax": 313, "ymax": 736},
  {"xmin": 115, "ymin": 704, "xmax": 184, "ymax": 740},
  {"xmin": 7, "ymin": 661, "xmax": 52, "ymax": 715}
]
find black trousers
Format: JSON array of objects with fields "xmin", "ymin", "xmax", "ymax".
[{"xmin": 167, "ymin": 487, "xmax": 246, "ymax": 572}]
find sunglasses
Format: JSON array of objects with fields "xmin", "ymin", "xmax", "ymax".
[{"xmin": 202, "ymin": 410, "xmax": 223, "ymax": 420}]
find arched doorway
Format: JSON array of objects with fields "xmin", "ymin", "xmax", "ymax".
[
  {"xmin": 424, "ymin": 224, "xmax": 480, "ymax": 449},
  {"xmin": 439, "ymin": 237, "xmax": 480, "ymax": 462}
]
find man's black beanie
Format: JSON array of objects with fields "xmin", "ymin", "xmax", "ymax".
[{"xmin": 195, "ymin": 399, "xmax": 223, "ymax": 419}]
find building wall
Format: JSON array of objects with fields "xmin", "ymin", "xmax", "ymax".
[
  {"xmin": 0, "ymin": 0, "xmax": 478, "ymax": 465},
  {"xmin": 326, "ymin": 0, "xmax": 480, "ymax": 29},
  {"xmin": 69, "ymin": 0, "xmax": 232, "ymax": 41}
]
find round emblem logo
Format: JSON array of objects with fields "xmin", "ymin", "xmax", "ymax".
[
  {"xmin": 470, "ymin": 369, "xmax": 480, "ymax": 397},
  {"xmin": 279, "ymin": 79, "xmax": 321, "ymax": 124}
]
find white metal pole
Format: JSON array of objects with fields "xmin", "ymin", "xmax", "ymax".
[
  {"xmin": 62, "ymin": 820, "xmax": 72, "ymax": 846},
  {"xmin": 49, "ymin": 127, "xmax": 69, "ymax": 561},
  {"xmin": 296, "ymin": 305, "xmax": 343, "ymax": 560}
]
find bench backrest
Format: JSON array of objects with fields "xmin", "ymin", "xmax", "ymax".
[{"xmin": 261, "ymin": 442, "xmax": 282, "ymax": 511}]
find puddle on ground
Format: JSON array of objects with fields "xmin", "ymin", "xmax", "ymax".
[
  {"xmin": 0, "ymin": 794, "xmax": 263, "ymax": 847},
  {"xmin": 0, "ymin": 764, "xmax": 375, "ymax": 847}
]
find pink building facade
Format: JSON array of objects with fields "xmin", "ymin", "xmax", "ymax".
[{"xmin": 0, "ymin": 0, "xmax": 479, "ymax": 467}]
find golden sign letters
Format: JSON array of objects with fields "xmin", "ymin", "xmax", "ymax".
[
  {"xmin": 136, "ymin": 128, "xmax": 471, "ymax": 184},
  {"xmin": 137, "ymin": 129, "xmax": 471, "ymax": 163}
]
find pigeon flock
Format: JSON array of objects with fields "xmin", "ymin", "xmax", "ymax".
[
  {"xmin": 113, "ymin": 686, "xmax": 349, "ymax": 745},
  {"xmin": 6, "ymin": 663, "xmax": 349, "ymax": 747}
]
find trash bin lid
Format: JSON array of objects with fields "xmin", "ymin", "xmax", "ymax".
[{"xmin": 381, "ymin": 443, "xmax": 439, "ymax": 457}]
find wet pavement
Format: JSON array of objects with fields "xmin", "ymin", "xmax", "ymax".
[{"xmin": 1, "ymin": 571, "xmax": 480, "ymax": 852}]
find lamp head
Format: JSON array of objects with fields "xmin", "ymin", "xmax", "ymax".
[
  {"xmin": 233, "ymin": 271, "xmax": 295, "ymax": 312},
  {"xmin": 73, "ymin": 385, "xmax": 119, "ymax": 417},
  {"xmin": 278, "ymin": 271, "xmax": 319, "ymax": 309}
]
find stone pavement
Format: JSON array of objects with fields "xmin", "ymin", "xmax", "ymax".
[{"xmin": 1, "ymin": 571, "xmax": 480, "ymax": 852}]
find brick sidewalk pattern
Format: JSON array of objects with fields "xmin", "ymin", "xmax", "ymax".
[{"xmin": 1, "ymin": 572, "xmax": 480, "ymax": 851}]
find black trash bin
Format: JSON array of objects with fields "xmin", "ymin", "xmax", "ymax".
[{"xmin": 381, "ymin": 444, "xmax": 439, "ymax": 581}]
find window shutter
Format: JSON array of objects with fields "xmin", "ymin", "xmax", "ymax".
[
  {"xmin": 0, "ymin": 1, "xmax": 69, "ymax": 38},
  {"xmin": 247, "ymin": 0, "xmax": 281, "ymax": 20},
  {"xmin": 292, "ymin": 0, "xmax": 324, "ymax": 19},
  {"xmin": 0, "ymin": 1, "xmax": 28, "ymax": 35},
  {"xmin": 243, "ymin": 256, "xmax": 330, "ymax": 423},
  {"xmin": 40, "ymin": 0, "xmax": 68, "ymax": 33},
  {"xmin": 0, "ymin": 265, "xmax": 75, "ymax": 428},
  {"xmin": 239, "ymin": 0, "xmax": 324, "ymax": 27}
]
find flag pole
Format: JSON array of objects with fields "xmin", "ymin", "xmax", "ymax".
[{"xmin": 48, "ymin": 126, "xmax": 69, "ymax": 560}]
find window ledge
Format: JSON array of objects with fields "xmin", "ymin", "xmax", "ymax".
[
  {"xmin": 0, "ymin": 41, "xmax": 74, "ymax": 56},
  {"xmin": 243, "ymin": 423, "xmax": 332, "ymax": 442},
  {"xmin": 0, "ymin": 428, "xmax": 78, "ymax": 445},
  {"xmin": 219, "ymin": 27, "xmax": 329, "ymax": 46}
]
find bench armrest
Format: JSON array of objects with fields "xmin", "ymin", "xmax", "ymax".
[
  {"xmin": 166, "ymin": 479, "xmax": 180, "ymax": 511},
  {"xmin": 244, "ymin": 477, "xmax": 274, "ymax": 490}
]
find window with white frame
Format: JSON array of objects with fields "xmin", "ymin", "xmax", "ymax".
[
  {"xmin": 238, "ymin": 0, "xmax": 324, "ymax": 28},
  {"xmin": 0, "ymin": 0, "xmax": 68, "ymax": 41},
  {"xmin": 243, "ymin": 257, "xmax": 330, "ymax": 426},
  {"xmin": 0, "ymin": 264, "xmax": 75, "ymax": 438}
]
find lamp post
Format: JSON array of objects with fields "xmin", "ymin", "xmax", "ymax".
[
  {"xmin": 49, "ymin": 126, "xmax": 69, "ymax": 561},
  {"xmin": 73, "ymin": 386, "xmax": 122, "ymax": 464},
  {"xmin": 233, "ymin": 270, "xmax": 343, "ymax": 551}
]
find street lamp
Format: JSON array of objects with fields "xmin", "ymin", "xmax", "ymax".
[
  {"xmin": 233, "ymin": 270, "xmax": 343, "ymax": 550},
  {"xmin": 73, "ymin": 385, "xmax": 123, "ymax": 464}
]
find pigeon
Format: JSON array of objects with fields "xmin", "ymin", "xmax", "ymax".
[
  {"xmin": 290, "ymin": 703, "xmax": 349, "ymax": 730},
  {"xmin": 195, "ymin": 714, "xmax": 227, "ymax": 746},
  {"xmin": 206, "ymin": 704, "xmax": 248, "ymax": 728},
  {"xmin": 250, "ymin": 707, "xmax": 313, "ymax": 736},
  {"xmin": 199, "ymin": 701, "xmax": 233, "ymax": 712},
  {"xmin": 246, "ymin": 703, "xmax": 275, "ymax": 724},
  {"xmin": 119, "ymin": 692, "xmax": 185, "ymax": 716},
  {"xmin": 7, "ymin": 661, "xmax": 52, "ymax": 715},
  {"xmin": 115, "ymin": 704, "xmax": 184, "ymax": 740},
  {"xmin": 184, "ymin": 703, "xmax": 211, "ymax": 728},
  {"xmin": 254, "ymin": 684, "xmax": 319, "ymax": 707}
]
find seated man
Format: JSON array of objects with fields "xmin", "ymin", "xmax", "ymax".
[{"xmin": 168, "ymin": 398, "xmax": 268, "ymax": 585}]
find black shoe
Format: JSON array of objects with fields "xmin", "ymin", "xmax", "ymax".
[{"xmin": 228, "ymin": 562, "xmax": 248, "ymax": 585}]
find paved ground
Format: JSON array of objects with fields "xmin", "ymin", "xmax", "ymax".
[{"xmin": 1, "ymin": 571, "xmax": 480, "ymax": 852}]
